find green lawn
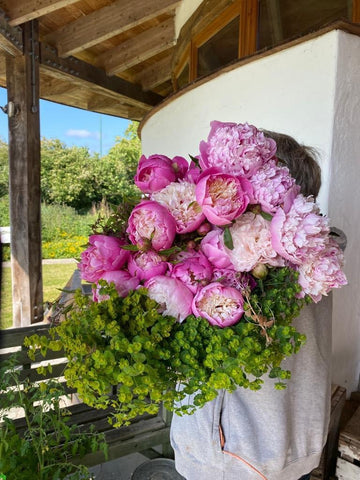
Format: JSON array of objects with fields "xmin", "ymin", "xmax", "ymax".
[{"xmin": 1, "ymin": 263, "xmax": 78, "ymax": 329}]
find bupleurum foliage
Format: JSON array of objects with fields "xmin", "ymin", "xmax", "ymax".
[{"xmin": 25, "ymin": 269, "xmax": 308, "ymax": 427}]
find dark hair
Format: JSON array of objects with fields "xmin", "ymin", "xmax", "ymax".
[{"xmin": 262, "ymin": 130, "xmax": 321, "ymax": 199}]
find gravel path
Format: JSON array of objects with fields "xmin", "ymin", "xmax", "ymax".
[{"xmin": 2, "ymin": 258, "xmax": 77, "ymax": 267}]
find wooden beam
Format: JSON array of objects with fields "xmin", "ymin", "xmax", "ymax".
[
  {"xmin": 0, "ymin": 8, "xmax": 23, "ymax": 55},
  {"xmin": 137, "ymin": 53, "xmax": 172, "ymax": 91},
  {"xmin": 98, "ymin": 18, "xmax": 176, "ymax": 76},
  {"xmin": 40, "ymin": 77, "xmax": 78, "ymax": 98},
  {"xmin": 2, "ymin": 0, "xmax": 80, "ymax": 27},
  {"xmin": 6, "ymin": 20, "xmax": 43, "ymax": 326},
  {"xmin": 45, "ymin": 0, "xmax": 181, "ymax": 57},
  {"xmin": 87, "ymin": 94, "xmax": 144, "ymax": 120},
  {"xmin": 40, "ymin": 42, "xmax": 163, "ymax": 108},
  {"xmin": 353, "ymin": 0, "xmax": 360, "ymax": 22}
]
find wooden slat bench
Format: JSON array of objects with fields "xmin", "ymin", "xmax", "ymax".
[{"xmin": 0, "ymin": 322, "xmax": 173, "ymax": 468}]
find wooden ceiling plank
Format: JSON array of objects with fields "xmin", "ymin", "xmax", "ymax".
[
  {"xmin": 4, "ymin": 0, "xmax": 81, "ymax": 27},
  {"xmin": 137, "ymin": 53, "xmax": 172, "ymax": 91},
  {"xmin": 40, "ymin": 42, "xmax": 163, "ymax": 108},
  {"xmin": 99, "ymin": 18, "xmax": 176, "ymax": 75},
  {"xmin": 45, "ymin": 0, "xmax": 181, "ymax": 57},
  {"xmin": 0, "ymin": 9, "xmax": 23, "ymax": 55}
]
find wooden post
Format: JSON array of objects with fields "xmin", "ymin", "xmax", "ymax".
[{"xmin": 6, "ymin": 20, "xmax": 43, "ymax": 326}]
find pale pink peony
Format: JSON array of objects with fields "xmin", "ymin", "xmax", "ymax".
[
  {"xmin": 151, "ymin": 181, "xmax": 205, "ymax": 234},
  {"xmin": 200, "ymin": 229, "xmax": 233, "ymax": 269},
  {"xmin": 79, "ymin": 234, "xmax": 129, "ymax": 283},
  {"xmin": 93, "ymin": 270, "xmax": 139, "ymax": 302},
  {"xmin": 270, "ymin": 194, "xmax": 330, "ymax": 265},
  {"xmin": 134, "ymin": 155, "xmax": 189, "ymax": 194},
  {"xmin": 168, "ymin": 250, "xmax": 213, "ymax": 293},
  {"xmin": 250, "ymin": 160, "xmax": 300, "ymax": 214},
  {"xmin": 192, "ymin": 282, "xmax": 244, "ymax": 327},
  {"xmin": 195, "ymin": 170, "xmax": 252, "ymax": 226},
  {"xmin": 126, "ymin": 200, "xmax": 176, "ymax": 251},
  {"xmin": 297, "ymin": 240, "xmax": 347, "ymax": 302},
  {"xmin": 145, "ymin": 275, "xmax": 193, "ymax": 322},
  {"xmin": 226, "ymin": 212, "xmax": 285, "ymax": 271},
  {"xmin": 128, "ymin": 250, "xmax": 168, "ymax": 281},
  {"xmin": 199, "ymin": 121, "xmax": 277, "ymax": 177}
]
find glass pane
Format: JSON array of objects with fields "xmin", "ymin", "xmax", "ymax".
[
  {"xmin": 177, "ymin": 62, "xmax": 190, "ymax": 89},
  {"xmin": 258, "ymin": 0, "xmax": 349, "ymax": 50},
  {"xmin": 197, "ymin": 16, "xmax": 239, "ymax": 78}
]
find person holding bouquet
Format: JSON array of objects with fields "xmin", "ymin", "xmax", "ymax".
[{"xmin": 169, "ymin": 125, "xmax": 346, "ymax": 480}]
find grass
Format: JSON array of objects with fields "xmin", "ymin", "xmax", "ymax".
[{"xmin": 1, "ymin": 262, "xmax": 78, "ymax": 329}]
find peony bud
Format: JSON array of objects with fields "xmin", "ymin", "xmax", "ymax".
[
  {"xmin": 197, "ymin": 222, "xmax": 212, "ymax": 236},
  {"xmin": 251, "ymin": 263, "xmax": 268, "ymax": 279}
]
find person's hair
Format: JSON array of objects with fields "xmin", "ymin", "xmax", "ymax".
[{"xmin": 262, "ymin": 130, "xmax": 321, "ymax": 199}]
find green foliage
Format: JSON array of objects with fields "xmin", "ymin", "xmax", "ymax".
[
  {"xmin": 25, "ymin": 276, "xmax": 308, "ymax": 426},
  {"xmin": 41, "ymin": 203, "xmax": 94, "ymax": 242},
  {"xmin": 0, "ymin": 139, "xmax": 8, "ymax": 198},
  {"xmin": 0, "ymin": 195, "xmax": 9, "ymax": 225},
  {"xmin": 0, "ymin": 355, "xmax": 107, "ymax": 479},
  {"xmin": 41, "ymin": 139, "xmax": 98, "ymax": 210}
]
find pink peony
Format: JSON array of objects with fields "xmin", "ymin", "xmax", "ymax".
[
  {"xmin": 297, "ymin": 240, "xmax": 347, "ymax": 302},
  {"xmin": 151, "ymin": 181, "xmax": 205, "ymax": 234},
  {"xmin": 145, "ymin": 275, "xmax": 193, "ymax": 322},
  {"xmin": 212, "ymin": 268, "xmax": 257, "ymax": 293},
  {"xmin": 93, "ymin": 270, "xmax": 139, "ymax": 302},
  {"xmin": 226, "ymin": 212, "xmax": 285, "ymax": 271},
  {"xmin": 184, "ymin": 159, "xmax": 201, "ymax": 183},
  {"xmin": 79, "ymin": 234, "xmax": 129, "ymax": 283},
  {"xmin": 200, "ymin": 229, "xmax": 233, "ymax": 269},
  {"xmin": 128, "ymin": 250, "xmax": 168, "ymax": 281},
  {"xmin": 195, "ymin": 170, "xmax": 252, "ymax": 226},
  {"xmin": 192, "ymin": 283, "xmax": 244, "ymax": 327},
  {"xmin": 199, "ymin": 121, "xmax": 276, "ymax": 177},
  {"xmin": 126, "ymin": 200, "xmax": 176, "ymax": 251},
  {"xmin": 134, "ymin": 154, "xmax": 188, "ymax": 194},
  {"xmin": 250, "ymin": 160, "xmax": 300, "ymax": 214},
  {"xmin": 168, "ymin": 250, "xmax": 213, "ymax": 293},
  {"xmin": 270, "ymin": 194, "xmax": 330, "ymax": 265}
]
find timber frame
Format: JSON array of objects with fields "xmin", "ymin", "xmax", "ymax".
[{"xmin": 0, "ymin": 0, "xmax": 359, "ymax": 326}]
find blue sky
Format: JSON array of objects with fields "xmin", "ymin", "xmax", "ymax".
[{"xmin": 0, "ymin": 86, "xmax": 130, "ymax": 155}]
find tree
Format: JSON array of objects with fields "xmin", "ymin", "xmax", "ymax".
[
  {"xmin": 41, "ymin": 138, "xmax": 98, "ymax": 210},
  {"xmin": 98, "ymin": 121, "xmax": 141, "ymax": 204}
]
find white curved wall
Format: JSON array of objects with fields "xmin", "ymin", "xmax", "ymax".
[{"xmin": 141, "ymin": 29, "xmax": 360, "ymax": 394}]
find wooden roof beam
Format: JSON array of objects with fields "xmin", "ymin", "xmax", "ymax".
[
  {"xmin": 137, "ymin": 53, "xmax": 173, "ymax": 91},
  {"xmin": 0, "ymin": 8, "xmax": 23, "ymax": 55},
  {"xmin": 40, "ymin": 77, "xmax": 78, "ymax": 98},
  {"xmin": 87, "ymin": 94, "xmax": 144, "ymax": 120},
  {"xmin": 40, "ymin": 42, "xmax": 163, "ymax": 109},
  {"xmin": 1, "ymin": 0, "xmax": 80, "ymax": 27},
  {"xmin": 97, "ymin": 18, "xmax": 176, "ymax": 76},
  {"xmin": 45, "ymin": 0, "xmax": 181, "ymax": 58}
]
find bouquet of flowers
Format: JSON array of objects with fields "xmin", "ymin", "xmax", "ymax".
[{"xmin": 27, "ymin": 121, "xmax": 347, "ymax": 426}]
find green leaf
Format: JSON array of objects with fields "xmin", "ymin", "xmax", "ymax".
[
  {"xmin": 188, "ymin": 154, "xmax": 200, "ymax": 167},
  {"xmin": 223, "ymin": 226, "xmax": 234, "ymax": 250},
  {"xmin": 260, "ymin": 211, "xmax": 273, "ymax": 221},
  {"xmin": 119, "ymin": 244, "xmax": 139, "ymax": 251}
]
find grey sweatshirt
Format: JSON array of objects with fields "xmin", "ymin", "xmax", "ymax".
[{"xmin": 170, "ymin": 295, "xmax": 332, "ymax": 480}]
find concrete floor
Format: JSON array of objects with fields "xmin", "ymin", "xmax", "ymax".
[
  {"xmin": 88, "ymin": 453, "xmax": 185, "ymax": 480},
  {"xmin": 89, "ymin": 452, "xmax": 150, "ymax": 480}
]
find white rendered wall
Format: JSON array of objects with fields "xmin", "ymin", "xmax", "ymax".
[
  {"xmin": 141, "ymin": 30, "xmax": 360, "ymax": 393},
  {"xmin": 328, "ymin": 31, "xmax": 360, "ymax": 394}
]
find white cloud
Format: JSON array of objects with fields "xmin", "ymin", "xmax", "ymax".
[{"xmin": 66, "ymin": 129, "xmax": 100, "ymax": 139}]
